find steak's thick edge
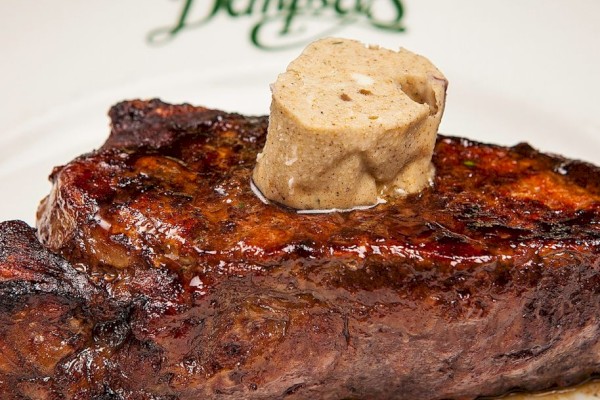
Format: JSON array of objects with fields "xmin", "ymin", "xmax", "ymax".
[
  {"xmin": 4, "ymin": 99, "xmax": 600, "ymax": 399},
  {"xmin": 0, "ymin": 220, "xmax": 119, "ymax": 398}
]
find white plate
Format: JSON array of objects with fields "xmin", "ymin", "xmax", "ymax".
[{"xmin": 1, "ymin": 1, "xmax": 599, "ymax": 398}]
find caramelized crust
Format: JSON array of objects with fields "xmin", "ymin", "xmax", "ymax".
[
  {"xmin": 0, "ymin": 221, "xmax": 107, "ymax": 397},
  {"xmin": 5, "ymin": 99, "xmax": 599, "ymax": 399}
]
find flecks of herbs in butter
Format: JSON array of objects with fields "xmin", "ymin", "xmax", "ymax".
[{"xmin": 252, "ymin": 37, "xmax": 448, "ymax": 211}]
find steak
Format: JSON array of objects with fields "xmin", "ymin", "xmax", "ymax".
[{"xmin": 1, "ymin": 98, "xmax": 600, "ymax": 399}]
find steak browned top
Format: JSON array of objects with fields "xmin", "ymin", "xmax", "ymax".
[
  {"xmin": 29, "ymin": 99, "xmax": 600, "ymax": 399},
  {"xmin": 37, "ymin": 99, "xmax": 600, "ymax": 302}
]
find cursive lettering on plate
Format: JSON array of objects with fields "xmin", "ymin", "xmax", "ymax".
[{"xmin": 148, "ymin": 0, "xmax": 405, "ymax": 50}]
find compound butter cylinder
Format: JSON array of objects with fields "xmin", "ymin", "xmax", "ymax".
[{"xmin": 252, "ymin": 37, "xmax": 448, "ymax": 210}]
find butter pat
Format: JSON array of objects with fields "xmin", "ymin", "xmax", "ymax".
[{"xmin": 252, "ymin": 38, "xmax": 448, "ymax": 210}]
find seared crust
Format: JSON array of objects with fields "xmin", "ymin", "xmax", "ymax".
[
  {"xmin": 8, "ymin": 98, "xmax": 600, "ymax": 399},
  {"xmin": 0, "ymin": 221, "xmax": 102, "ymax": 397}
]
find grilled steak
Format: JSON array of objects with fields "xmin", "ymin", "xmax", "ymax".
[
  {"xmin": 2, "ymin": 99, "xmax": 600, "ymax": 399},
  {"xmin": 0, "ymin": 220, "xmax": 111, "ymax": 398}
]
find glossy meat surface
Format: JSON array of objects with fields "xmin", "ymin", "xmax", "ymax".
[
  {"xmin": 6, "ymin": 99, "xmax": 600, "ymax": 398},
  {"xmin": 0, "ymin": 220, "xmax": 106, "ymax": 398}
]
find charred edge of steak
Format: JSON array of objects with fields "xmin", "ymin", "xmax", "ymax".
[
  {"xmin": 0, "ymin": 220, "xmax": 98, "ymax": 303},
  {"xmin": 0, "ymin": 221, "xmax": 136, "ymax": 399},
  {"xmin": 104, "ymin": 98, "xmax": 268, "ymax": 151}
]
